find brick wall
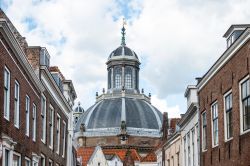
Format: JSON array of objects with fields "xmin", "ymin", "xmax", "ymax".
[
  {"xmin": 0, "ymin": 32, "xmax": 41, "ymax": 165},
  {"xmin": 199, "ymin": 39, "xmax": 250, "ymax": 166},
  {"xmin": 39, "ymin": 90, "xmax": 68, "ymax": 166}
]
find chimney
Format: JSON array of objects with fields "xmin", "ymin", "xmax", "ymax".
[
  {"xmin": 25, "ymin": 46, "xmax": 41, "ymax": 76},
  {"xmin": 162, "ymin": 112, "xmax": 169, "ymax": 141}
]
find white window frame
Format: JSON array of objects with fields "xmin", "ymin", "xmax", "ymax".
[
  {"xmin": 13, "ymin": 151, "xmax": 21, "ymax": 166},
  {"xmin": 56, "ymin": 114, "xmax": 61, "ymax": 154},
  {"xmin": 40, "ymin": 154, "xmax": 46, "ymax": 166},
  {"xmin": 211, "ymin": 102, "xmax": 219, "ymax": 147},
  {"xmin": 49, "ymin": 105, "xmax": 54, "ymax": 150},
  {"xmin": 239, "ymin": 75, "xmax": 250, "ymax": 135},
  {"xmin": 49, "ymin": 159, "xmax": 53, "ymax": 166},
  {"xmin": 41, "ymin": 94, "xmax": 46, "ymax": 143},
  {"xmin": 32, "ymin": 103, "xmax": 37, "ymax": 142},
  {"xmin": 62, "ymin": 121, "xmax": 66, "ymax": 157},
  {"xmin": 2, "ymin": 147, "xmax": 11, "ymax": 166},
  {"xmin": 14, "ymin": 80, "xmax": 20, "ymax": 128},
  {"xmin": 224, "ymin": 89, "xmax": 233, "ymax": 141},
  {"xmin": 25, "ymin": 157, "xmax": 31, "ymax": 166},
  {"xmin": 4, "ymin": 66, "xmax": 10, "ymax": 121},
  {"xmin": 201, "ymin": 111, "xmax": 207, "ymax": 151},
  {"xmin": 25, "ymin": 95, "xmax": 30, "ymax": 137}
]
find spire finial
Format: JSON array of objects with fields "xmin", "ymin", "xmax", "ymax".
[{"xmin": 121, "ymin": 18, "xmax": 126, "ymax": 46}]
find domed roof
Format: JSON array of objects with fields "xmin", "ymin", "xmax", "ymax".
[
  {"xmin": 75, "ymin": 97, "xmax": 162, "ymax": 137},
  {"xmin": 108, "ymin": 45, "xmax": 139, "ymax": 60},
  {"xmin": 74, "ymin": 102, "xmax": 84, "ymax": 113}
]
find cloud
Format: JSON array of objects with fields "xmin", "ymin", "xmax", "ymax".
[
  {"xmin": 151, "ymin": 95, "xmax": 181, "ymax": 118},
  {"xmin": 2, "ymin": 0, "xmax": 250, "ymax": 117}
]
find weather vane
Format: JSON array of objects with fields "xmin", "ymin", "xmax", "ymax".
[{"xmin": 121, "ymin": 18, "xmax": 126, "ymax": 46}]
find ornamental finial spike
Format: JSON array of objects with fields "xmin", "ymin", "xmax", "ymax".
[{"xmin": 121, "ymin": 18, "xmax": 126, "ymax": 46}]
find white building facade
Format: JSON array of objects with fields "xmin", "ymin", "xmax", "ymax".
[
  {"xmin": 87, "ymin": 146, "xmax": 108, "ymax": 166},
  {"xmin": 178, "ymin": 85, "xmax": 199, "ymax": 166}
]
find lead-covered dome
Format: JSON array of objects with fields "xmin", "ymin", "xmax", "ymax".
[
  {"xmin": 108, "ymin": 45, "xmax": 139, "ymax": 60},
  {"xmin": 75, "ymin": 97, "xmax": 162, "ymax": 137}
]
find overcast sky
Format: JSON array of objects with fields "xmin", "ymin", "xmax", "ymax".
[{"xmin": 1, "ymin": 0, "xmax": 250, "ymax": 117}]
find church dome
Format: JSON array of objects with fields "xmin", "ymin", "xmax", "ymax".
[
  {"xmin": 74, "ymin": 97, "xmax": 162, "ymax": 137},
  {"xmin": 74, "ymin": 102, "xmax": 84, "ymax": 113},
  {"xmin": 74, "ymin": 21, "xmax": 163, "ymax": 141},
  {"xmin": 108, "ymin": 45, "xmax": 139, "ymax": 60}
]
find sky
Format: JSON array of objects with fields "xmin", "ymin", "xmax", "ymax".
[{"xmin": 1, "ymin": 0, "xmax": 250, "ymax": 118}]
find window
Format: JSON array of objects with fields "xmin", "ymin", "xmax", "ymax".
[
  {"xmin": 25, "ymin": 158, "xmax": 31, "ymax": 166},
  {"xmin": 191, "ymin": 129, "xmax": 195, "ymax": 165},
  {"xmin": 202, "ymin": 112, "xmax": 207, "ymax": 150},
  {"xmin": 187, "ymin": 133, "xmax": 190, "ymax": 166},
  {"xmin": 4, "ymin": 149, "xmax": 10, "ymax": 166},
  {"xmin": 125, "ymin": 67, "xmax": 132, "ymax": 89},
  {"xmin": 41, "ymin": 154, "xmax": 45, "ymax": 166},
  {"xmin": 177, "ymin": 152, "xmax": 180, "ymax": 166},
  {"xmin": 184, "ymin": 137, "xmax": 186, "ymax": 166},
  {"xmin": 26, "ymin": 95, "xmax": 30, "ymax": 136},
  {"xmin": 114, "ymin": 67, "xmax": 122, "ymax": 88},
  {"xmin": 32, "ymin": 161, "xmax": 38, "ymax": 166},
  {"xmin": 224, "ymin": 92, "xmax": 233, "ymax": 140},
  {"xmin": 49, "ymin": 160, "xmax": 53, "ymax": 166},
  {"xmin": 4, "ymin": 66, "xmax": 10, "ymax": 120},
  {"xmin": 13, "ymin": 153, "xmax": 21, "ymax": 166},
  {"xmin": 211, "ymin": 102, "xmax": 219, "ymax": 146},
  {"xmin": 33, "ymin": 104, "xmax": 37, "ymax": 141},
  {"xmin": 41, "ymin": 95, "xmax": 46, "ymax": 142},
  {"xmin": 241, "ymin": 79, "xmax": 250, "ymax": 131},
  {"xmin": 56, "ymin": 114, "xmax": 61, "ymax": 154},
  {"xmin": 62, "ymin": 121, "xmax": 66, "ymax": 157},
  {"xmin": 14, "ymin": 81, "xmax": 20, "ymax": 128},
  {"xmin": 49, "ymin": 106, "xmax": 54, "ymax": 149}
]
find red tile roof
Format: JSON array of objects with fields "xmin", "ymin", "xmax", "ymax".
[
  {"xmin": 77, "ymin": 147, "xmax": 95, "ymax": 166},
  {"xmin": 141, "ymin": 152, "xmax": 157, "ymax": 162},
  {"xmin": 103, "ymin": 148, "xmax": 141, "ymax": 162}
]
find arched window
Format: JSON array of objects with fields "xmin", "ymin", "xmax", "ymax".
[
  {"xmin": 114, "ymin": 67, "xmax": 122, "ymax": 88},
  {"xmin": 125, "ymin": 67, "xmax": 132, "ymax": 89},
  {"xmin": 108, "ymin": 69, "xmax": 111, "ymax": 89}
]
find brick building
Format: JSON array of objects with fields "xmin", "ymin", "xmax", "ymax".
[
  {"xmin": 0, "ymin": 10, "xmax": 44, "ymax": 165},
  {"xmin": 0, "ymin": 9, "xmax": 77, "ymax": 166},
  {"xmin": 198, "ymin": 24, "xmax": 250, "ymax": 166}
]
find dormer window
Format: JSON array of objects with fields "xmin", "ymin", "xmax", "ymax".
[
  {"xmin": 224, "ymin": 24, "xmax": 250, "ymax": 49},
  {"xmin": 40, "ymin": 48, "xmax": 50, "ymax": 67},
  {"xmin": 227, "ymin": 30, "xmax": 244, "ymax": 48}
]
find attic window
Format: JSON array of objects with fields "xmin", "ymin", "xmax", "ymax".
[{"xmin": 227, "ymin": 30, "xmax": 244, "ymax": 48}]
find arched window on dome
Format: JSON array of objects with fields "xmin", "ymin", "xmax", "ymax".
[
  {"xmin": 114, "ymin": 67, "xmax": 122, "ymax": 88},
  {"xmin": 125, "ymin": 67, "xmax": 132, "ymax": 89}
]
